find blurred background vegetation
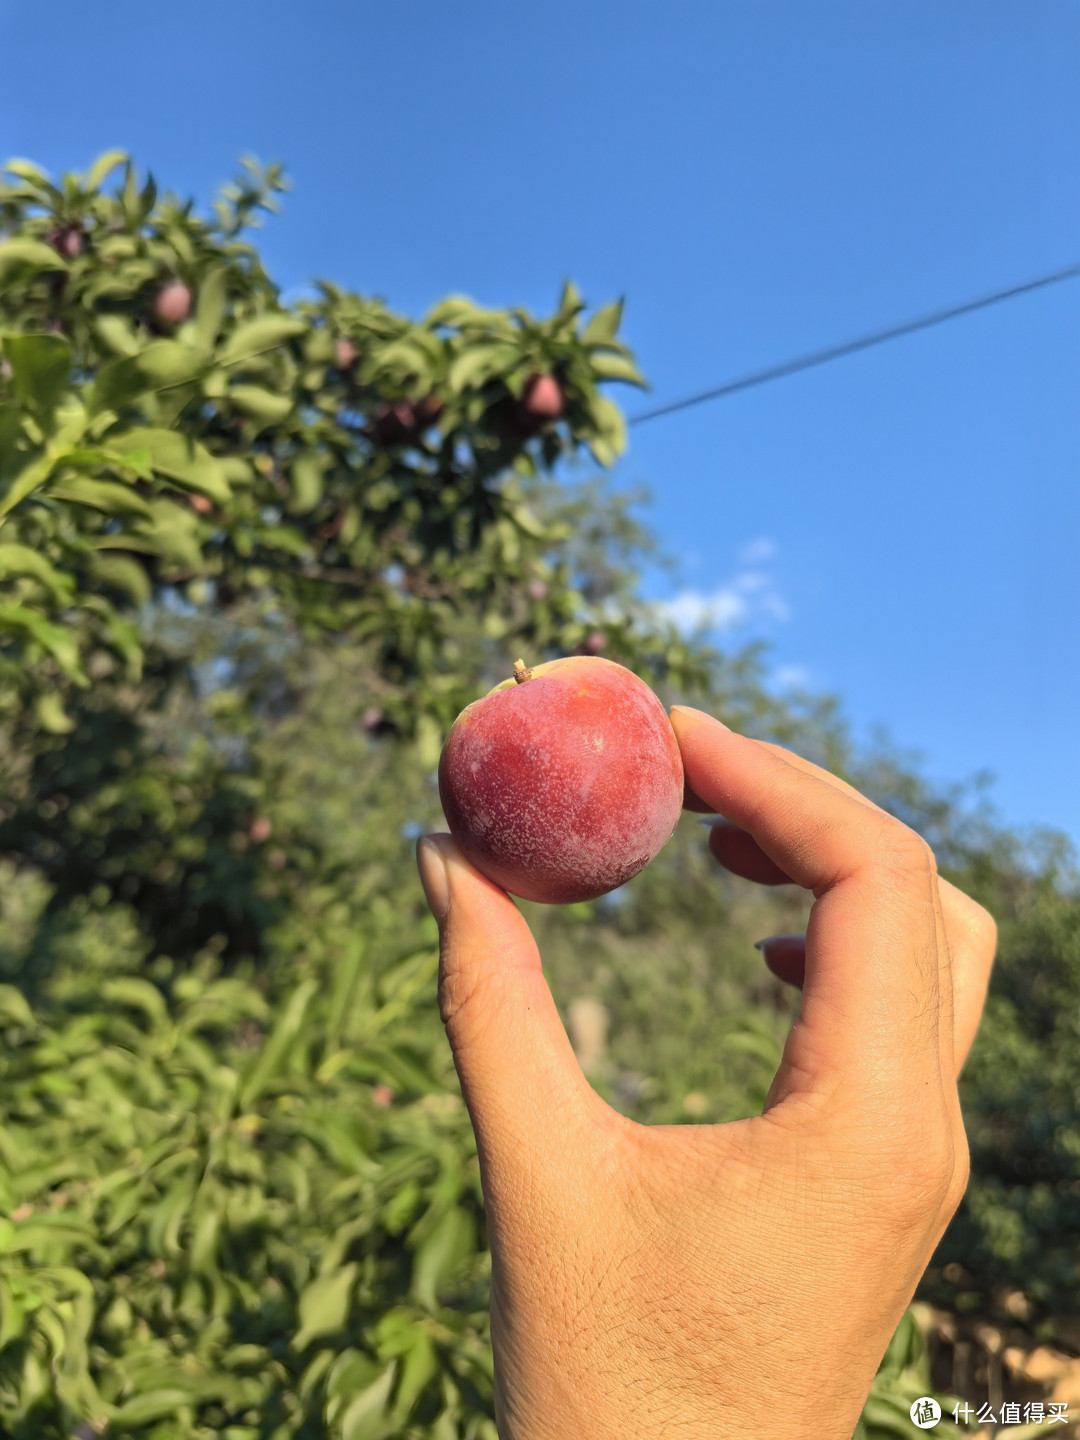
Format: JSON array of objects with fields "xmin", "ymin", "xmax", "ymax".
[{"xmin": 0, "ymin": 154, "xmax": 1076, "ymax": 1439}]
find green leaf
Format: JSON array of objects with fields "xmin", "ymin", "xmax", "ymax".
[
  {"xmin": 219, "ymin": 455, "xmax": 255, "ymax": 487},
  {"xmin": 370, "ymin": 336, "xmax": 437, "ymax": 381},
  {"xmin": 581, "ymin": 300, "xmax": 624, "ymax": 347},
  {"xmin": 3, "ymin": 333, "xmax": 72, "ymax": 418},
  {"xmin": 0, "ymin": 543, "xmax": 73, "ymax": 602},
  {"xmin": 110, "ymin": 1390, "xmax": 205, "ymax": 1427},
  {"xmin": 47, "ymin": 477, "xmax": 154, "ymax": 517},
  {"xmin": 94, "ymin": 314, "xmax": 141, "ymax": 358},
  {"xmin": 447, "ymin": 344, "xmax": 516, "ymax": 394},
  {"xmin": 94, "ymin": 497, "xmax": 203, "ymax": 571},
  {"xmin": 101, "ymin": 977, "xmax": 169, "ymax": 1028},
  {"xmin": 3, "ymin": 159, "xmax": 51, "ymax": 184},
  {"xmin": 240, "ymin": 979, "xmax": 318, "ymax": 1107},
  {"xmin": 327, "ymin": 1350, "xmax": 383, "ymax": 1404},
  {"xmin": 425, "ymin": 294, "xmax": 512, "ymax": 330},
  {"xmin": 293, "ymin": 1263, "xmax": 358, "ymax": 1349},
  {"xmin": 228, "ymin": 384, "xmax": 293, "ymax": 426},
  {"xmin": 556, "ymin": 280, "xmax": 584, "ymax": 320},
  {"xmin": 339, "ymin": 1365, "xmax": 396, "ymax": 1440},
  {"xmin": 392, "ymin": 1332, "xmax": 439, "ymax": 1421},
  {"xmin": 35, "ymin": 690, "xmax": 75, "ymax": 733},
  {"xmin": 288, "ymin": 451, "xmax": 325, "ymax": 514},
  {"xmin": 0, "ymin": 239, "xmax": 68, "ymax": 283},
  {"xmin": 859, "ymin": 1390, "xmax": 922, "ymax": 1434},
  {"xmin": 101, "ymin": 610, "xmax": 142, "ymax": 680},
  {"xmin": 509, "ymin": 505, "xmax": 547, "ymax": 539},
  {"xmin": 586, "ymin": 393, "xmax": 627, "ymax": 467},
  {"xmin": 412, "ymin": 713, "xmax": 443, "ymax": 771},
  {"xmin": 219, "ymin": 314, "xmax": 306, "ymax": 366},
  {"xmin": 7, "ymin": 1217, "xmax": 97, "ymax": 1255},
  {"xmin": 92, "ymin": 341, "xmax": 204, "ymax": 414},
  {"xmin": 588, "ymin": 352, "xmax": 646, "ymax": 386},
  {"xmin": 255, "ymin": 523, "xmax": 312, "ymax": 559},
  {"xmin": 0, "ymin": 603, "xmax": 86, "ymax": 681},
  {"xmin": 90, "ymin": 552, "xmax": 152, "ymax": 605},
  {"xmin": 0, "ymin": 449, "xmax": 57, "ymax": 517},
  {"xmin": 189, "ymin": 1202, "xmax": 220, "ymax": 1277},
  {"xmin": 85, "ymin": 149, "xmax": 129, "ymax": 191},
  {"xmin": 110, "ymin": 428, "xmax": 230, "ymax": 503},
  {"xmin": 0, "ymin": 1278, "xmax": 26, "ymax": 1349},
  {"xmin": 411, "ymin": 1206, "xmax": 472, "ymax": 1309},
  {"xmin": 0, "ymin": 403, "xmax": 23, "ymax": 472},
  {"xmin": 192, "ymin": 267, "xmax": 228, "ymax": 353},
  {"xmin": 0, "ymin": 984, "xmax": 34, "ymax": 1027}
]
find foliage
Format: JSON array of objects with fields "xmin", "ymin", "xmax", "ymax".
[
  {"xmin": 852, "ymin": 1310, "xmax": 972, "ymax": 1438},
  {"xmin": 926, "ymin": 833, "xmax": 1080, "ymax": 1326},
  {"xmin": 0, "ymin": 149, "xmax": 706, "ymax": 1436},
  {"xmin": 0, "ymin": 153, "xmax": 1076, "ymax": 1439},
  {"xmin": 0, "ymin": 152, "xmax": 702, "ymax": 746},
  {"xmin": 840, "ymin": 747, "xmax": 1080, "ymax": 1326},
  {"xmin": 0, "ymin": 758, "xmax": 489, "ymax": 1439},
  {"xmin": 0, "ymin": 651, "xmax": 503, "ymax": 1438}
]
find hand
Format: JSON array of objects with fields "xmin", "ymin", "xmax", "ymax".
[{"xmin": 416, "ymin": 706, "xmax": 996, "ymax": 1440}]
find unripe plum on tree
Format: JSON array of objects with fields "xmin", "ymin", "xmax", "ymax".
[
  {"xmin": 334, "ymin": 337, "xmax": 357, "ymax": 369},
  {"xmin": 371, "ymin": 400, "xmax": 416, "ymax": 445},
  {"xmin": 47, "ymin": 226, "xmax": 83, "ymax": 259},
  {"xmin": 153, "ymin": 280, "xmax": 192, "ymax": 326},
  {"xmin": 506, "ymin": 372, "xmax": 565, "ymax": 441},
  {"xmin": 438, "ymin": 655, "xmax": 683, "ymax": 904},
  {"xmin": 414, "ymin": 392, "xmax": 444, "ymax": 427},
  {"xmin": 521, "ymin": 371, "xmax": 564, "ymax": 420}
]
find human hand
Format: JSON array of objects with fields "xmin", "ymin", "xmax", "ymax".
[{"xmin": 416, "ymin": 706, "xmax": 995, "ymax": 1440}]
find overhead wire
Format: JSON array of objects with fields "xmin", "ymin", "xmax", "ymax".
[{"xmin": 628, "ymin": 260, "xmax": 1080, "ymax": 427}]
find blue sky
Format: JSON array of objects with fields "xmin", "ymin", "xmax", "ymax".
[{"xmin": 2, "ymin": 1, "xmax": 1078, "ymax": 841}]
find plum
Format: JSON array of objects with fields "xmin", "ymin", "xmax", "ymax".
[
  {"xmin": 153, "ymin": 280, "xmax": 192, "ymax": 326},
  {"xmin": 439, "ymin": 656, "xmax": 683, "ymax": 903}
]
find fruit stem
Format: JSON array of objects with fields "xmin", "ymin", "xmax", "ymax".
[{"xmin": 513, "ymin": 658, "xmax": 533, "ymax": 684}]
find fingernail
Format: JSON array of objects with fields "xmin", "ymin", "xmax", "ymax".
[
  {"xmin": 754, "ymin": 933, "xmax": 805, "ymax": 953},
  {"xmin": 669, "ymin": 705, "xmax": 730, "ymax": 731},
  {"xmin": 698, "ymin": 816, "xmax": 739, "ymax": 830},
  {"xmin": 417, "ymin": 835, "xmax": 451, "ymax": 923}
]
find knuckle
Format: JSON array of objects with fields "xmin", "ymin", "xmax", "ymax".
[
  {"xmin": 437, "ymin": 959, "xmax": 494, "ymax": 1032},
  {"xmin": 869, "ymin": 1119, "xmax": 961, "ymax": 1227},
  {"xmin": 943, "ymin": 1130, "xmax": 971, "ymax": 1216},
  {"xmin": 967, "ymin": 901, "xmax": 997, "ymax": 957},
  {"xmin": 867, "ymin": 817, "xmax": 938, "ymax": 883}
]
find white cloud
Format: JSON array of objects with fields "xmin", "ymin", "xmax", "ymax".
[
  {"xmin": 772, "ymin": 663, "xmax": 810, "ymax": 690},
  {"xmin": 656, "ymin": 538, "xmax": 789, "ymax": 636},
  {"xmin": 660, "ymin": 585, "xmax": 748, "ymax": 632}
]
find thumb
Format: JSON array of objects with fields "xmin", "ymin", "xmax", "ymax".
[{"xmin": 416, "ymin": 834, "xmax": 597, "ymax": 1168}]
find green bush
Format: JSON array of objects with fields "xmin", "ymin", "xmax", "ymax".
[{"xmin": 0, "ymin": 149, "xmax": 706, "ymax": 1438}]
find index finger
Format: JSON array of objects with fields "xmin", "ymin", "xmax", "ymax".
[{"xmin": 669, "ymin": 706, "xmax": 949, "ymax": 1113}]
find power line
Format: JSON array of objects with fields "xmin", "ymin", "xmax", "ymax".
[{"xmin": 628, "ymin": 260, "xmax": 1080, "ymax": 427}]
